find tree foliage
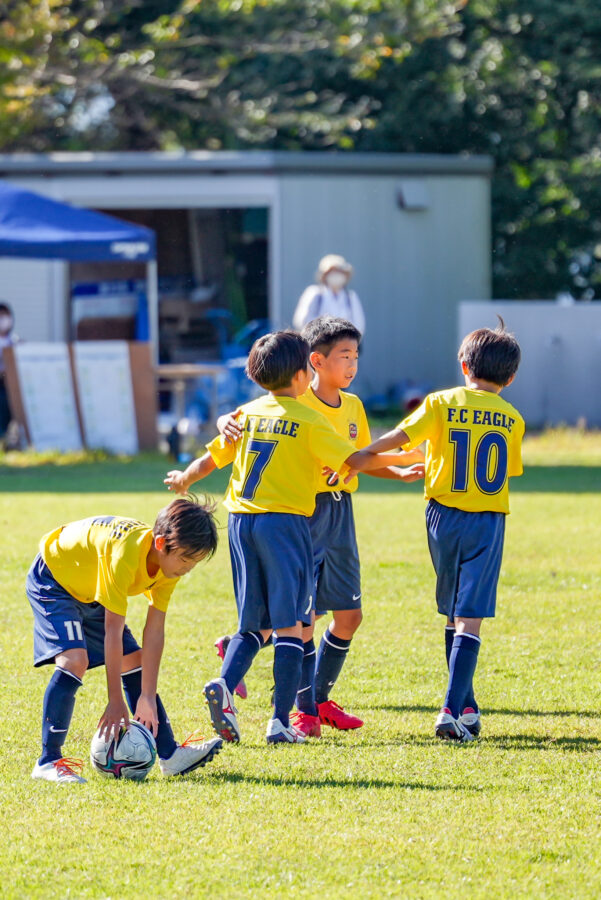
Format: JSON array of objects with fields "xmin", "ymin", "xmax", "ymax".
[{"xmin": 1, "ymin": 0, "xmax": 600, "ymax": 299}]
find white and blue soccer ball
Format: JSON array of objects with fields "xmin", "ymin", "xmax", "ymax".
[{"xmin": 90, "ymin": 720, "xmax": 157, "ymax": 781}]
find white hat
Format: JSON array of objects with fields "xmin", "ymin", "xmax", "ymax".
[{"xmin": 317, "ymin": 254, "xmax": 353, "ymax": 282}]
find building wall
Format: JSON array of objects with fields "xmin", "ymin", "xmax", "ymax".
[
  {"xmin": 459, "ymin": 301, "xmax": 601, "ymax": 427},
  {"xmin": 0, "ymin": 161, "xmax": 491, "ymax": 399},
  {"xmin": 278, "ymin": 173, "xmax": 491, "ymax": 396}
]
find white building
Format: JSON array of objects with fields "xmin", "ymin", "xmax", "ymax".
[{"xmin": 0, "ymin": 151, "xmax": 492, "ymax": 397}]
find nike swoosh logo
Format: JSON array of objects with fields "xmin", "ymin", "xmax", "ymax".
[
  {"xmin": 49, "ymin": 726, "xmax": 67, "ymax": 733},
  {"xmin": 352, "ymin": 594, "xmax": 361, "ymax": 602},
  {"xmin": 304, "ymin": 595, "xmax": 313, "ymax": 616}
]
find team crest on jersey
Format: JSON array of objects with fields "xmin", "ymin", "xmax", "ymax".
[{"xmin": 349, "ymin": 423, "xmax": 358, "ymax": 439}]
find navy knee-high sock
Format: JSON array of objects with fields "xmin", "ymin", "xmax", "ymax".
[
  {"xmin": 272, "ymin": 636, "xmax": 303, "ymax": 727},
  {"xmin": 221, "ymin": 631, "xmax": 263, "ymax": 693},
  {"xmin": 315, "ymin": 629, "xmax": 351, "ymax": 705},
  {"xmin": 443, "ymin": 633, "xmax": 481, "ymax": 719},
  {"xmin": 445, "ymin": 626, "xmax": 478, "ymax": 713},
  {"xmin": 121, "ymin": 668, "xmax": 177, "ymax": 760},
  {"xmin": 296, "ymin": 639, "xmax": 317, "ymax": 716},
  {"xmin": 40, "ymin": 667, "xmax": 82, "ymax": 764}
]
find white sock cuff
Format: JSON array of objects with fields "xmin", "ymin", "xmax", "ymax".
[
  {"xmin": 460, "ymin": 632, "xmax": 482, "ymax": 645},
  {"xmin": 274, "ymin": 640, "xmax": 303, "ymax": 653},
  {"xmin": 122, "ymin": 666, "xmax": 142, "ymax": 677}
]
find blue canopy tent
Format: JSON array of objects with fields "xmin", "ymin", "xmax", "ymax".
[{"xmin": 0, "ymin": 180, "xmax": 159, "ymax": 357}]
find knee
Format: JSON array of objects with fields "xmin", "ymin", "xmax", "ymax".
[
  {"xmin": 122, "ymin": 649, "xmax": 142, "ymax": 673},
  {"xmin": 56, "ymin": 648, "xmax": 88, "ymax": 680}
]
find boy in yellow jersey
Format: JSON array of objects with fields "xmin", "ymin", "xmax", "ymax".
[
  {"xmin": 28, "ymin": 498, "xmax": 222, "ymax": 783},
  {"xmin": 366, "ymin": 319, "xmax": 524, "ymax": 741},
  {"xmin": 164, "ymin": 330, "xmax": 421, "ymax": 744}
]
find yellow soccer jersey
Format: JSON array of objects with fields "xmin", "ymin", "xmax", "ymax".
[
  {"xmin": 40, "ymin": 516, "xmax": 178, "ymax": 616},
  {"xmin": 400, "ymin": 387, "xmax": 524, "ymax": 514},
  {"xmin": 298, "ymin": 387, "xmax": 371, "ymax": 493},
  {"xmin": 207, "ymin": 394, "xmax": 356, "ymax": 516}
]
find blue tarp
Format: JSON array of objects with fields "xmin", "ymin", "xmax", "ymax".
[{"xmin": 0, "ymin": 181, "xmax": 155, "ymax": 262}]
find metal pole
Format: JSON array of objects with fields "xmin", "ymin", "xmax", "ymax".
[{"xmin": 146, "ymin": 259, "xmax": 159, "ymax": 364}]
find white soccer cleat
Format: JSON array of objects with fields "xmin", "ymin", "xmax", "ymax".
[
  {"xmin": 159, "ymin": 733, "xmax": 223, "ymax": 776},
  {"xmin": 458, "ymin": 708, "xmax": 482, "ymax": 737},
  {"xmin": 266, "ymin": 717, "xmax": 306, "ymax": 744},
  {"xmin": 203, "ymin": 678, "xmax": 241, "ymax": 742},
  {"xmin": 32, "ymin": 757, "xmax": 87, "ymax": 783},
  {"xmin": 434, "ymin": 709, "xmax": 475, "ymax": 743}
]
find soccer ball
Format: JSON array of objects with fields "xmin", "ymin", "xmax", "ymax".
[{"xmin": 90, "ymin": 720, "xmax": 157, "ymax": 781}]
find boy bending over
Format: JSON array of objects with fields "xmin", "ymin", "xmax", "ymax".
[{"xmin": 29, "ymin": 498, "xmax": 222, "ymax": 782}]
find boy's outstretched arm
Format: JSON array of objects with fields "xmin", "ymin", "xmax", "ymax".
[
  {"xmin": 363, "ymin": 426, "xmax": 411, "ymax": 454},
  {"xmin": 134, "ymin": 605, "xmax": 166, "ymax": 737},
  {"xmin": 364, "ymin": 446, "xmax": 425, "ymax": 480},
  {"xmin": 164, "ymin": 451, "xmax": 217, "ymax": 495},
  {"xmin": 98, "ymin": 610, "xmax": 130, "ymax": 739},
  {"xmin": 365, "ymin": 463, "xmax": 425, "ymax": 482}
]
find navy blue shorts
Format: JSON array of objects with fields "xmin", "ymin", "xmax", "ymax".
[
  {"xmin": 426, "ymin": 499, "xmax": 506, "ymax": 621},
  {"xmin": 310, "ymin": 492, "xmax": 361, "ymax": 615},
  {"xmin": 27, "ymin": 555, "xmax": 141, "ymax": 668},
  {"xmin": 228, "ymin": 512, "xmax": 313, "ymax": 632}
]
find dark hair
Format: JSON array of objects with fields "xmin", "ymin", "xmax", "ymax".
[
  {"xmin": 0, "ymin": 303, "xmax": 13, "ymax": 318},
  {"xmin": 301, "ymin": 316, "xmax": 361, "ymax": 355},
  {"xmin": 458, "ymin": 317, "xmax": 521, "ymax": 386},
  {"xmin": 153, "ymin": 496, "xmax": 218, "ymax": 559},
  {"xmin": 245, "ymin": 330, "xmax": 310, "ymax": 390}
]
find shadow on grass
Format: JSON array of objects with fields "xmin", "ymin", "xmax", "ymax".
[
  {"xmin": 481, "ymin": 734, "xmax": 601, "ymax": 751},
  {"xmin": 356, "ymin": 465, "xmax": 601, "ymax": 495},
  {"xmin": 375, "ymin": 704, "xmax": 599, "ymax": 719},
  {"xmin": 1, "ymin": 457, "xmax": 600, "ymax": 495},
  {"xmin": 200, "ymin": 771, "xmax": 484, "ymax": 791},
  {"xmin": 0, "ymin": 458, "xmax": 230, "ymax": 495}
]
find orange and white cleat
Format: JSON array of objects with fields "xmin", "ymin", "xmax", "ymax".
[{"xmin": 32, "ymin": 757, "xmax": 86, "ymax": 783}]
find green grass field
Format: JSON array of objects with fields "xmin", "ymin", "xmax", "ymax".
[{"xmin": 1, "ymin": 430, "xmax": 601, "ymax": 899}]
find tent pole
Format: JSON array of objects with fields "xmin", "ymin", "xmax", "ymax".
[{"xmin": 146, "ymin": 259, "xmax": 159, "ymax": 365}]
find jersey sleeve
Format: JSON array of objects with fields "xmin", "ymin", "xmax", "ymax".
[
  {"xmin": 398, "ymin": 394, "xmax": 440, "ymax": 449},
  {"xmin": 206, "ymin": 434, "xmax": 236, "ymax": 468},
  {"xmin": 309, "ymin": 416, "xmax": 355, "ymax": 472},
  {"xmin": 146, "ymin": 579, "xmax": 178, "ymax": 612}
]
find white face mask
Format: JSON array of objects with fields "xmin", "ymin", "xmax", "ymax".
[{"xmin": 325, "ymin": 271, "xmax": 347, "ymax": 291}]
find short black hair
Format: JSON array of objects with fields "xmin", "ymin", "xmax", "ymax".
[
  {"xmin": 153, "ymin": 496, "xmax": 218, "ymax": 559},
  {"xmin": 301, "ymin": 316, "xmax": 361, "ymax": 355},
  {"xmin": 0, "ymin": 303, "xmax": 13, "ymax": 317},
  {"xmin": 246, "ymin": 330, "xmax": 310, "ymax": 390},
  {"xmin": 458, "ymin": 317, "xmax": 521, "ymax": 387}
]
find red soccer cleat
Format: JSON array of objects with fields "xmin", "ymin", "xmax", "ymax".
[
  {"xmin": 214, "ymin": 635, "xmax": 247, "ymax": 700},
  {"xmin": 290, "ymin": 711, "xmax": 322, "ymax": 738},
  {"xmin": 317, "ymin": 700, "xmax": 363, "ymax": 730}
]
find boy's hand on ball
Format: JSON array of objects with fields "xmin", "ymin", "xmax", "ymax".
[
  {"xmin": 134, "ymin": 695, "xmax": 159, "ymax": 737},
  {"xmin": 98, "ymin": 699, "xmax": 130, "ymax": 741}
]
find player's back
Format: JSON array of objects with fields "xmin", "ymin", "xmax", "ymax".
[
  {"xmin": 207, "ymin": 394, "xmax": 354, "ymax": 516},
  {"xmin": 402, "ymin": 386, "xmax": 525, "ymax": 514},
  {"xmin": 40, "ymin": 516, "xmax": 176, "ymax": 612}
]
